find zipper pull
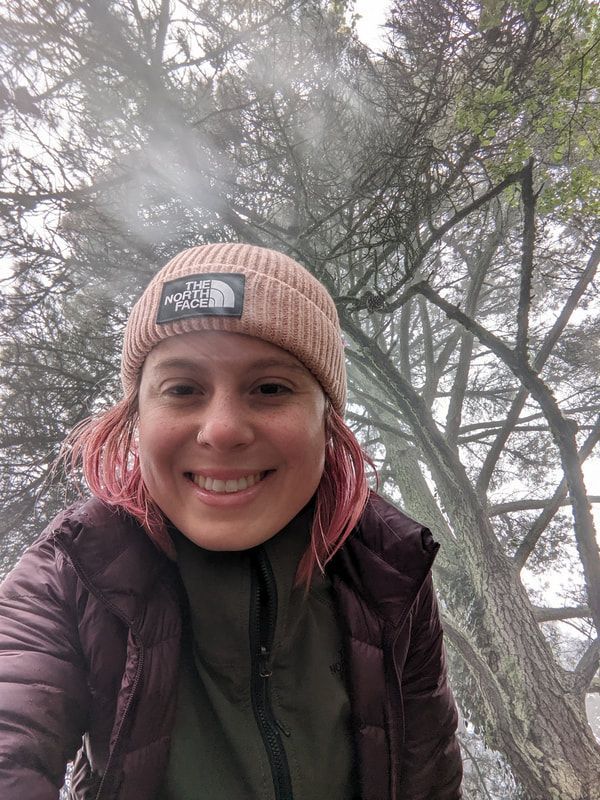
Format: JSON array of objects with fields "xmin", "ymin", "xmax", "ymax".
[{"xmin": 259, "ymin": 644, "xmax": 272, "ymax": 678}]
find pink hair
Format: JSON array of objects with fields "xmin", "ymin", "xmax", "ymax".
[
  {"xmin": 64, "ymin": 395, "xmax": 176, "ymax": 559},
  {"xmin": 65, "ymin": 398, "xmax": 373, "ymax": 585},
  {"xmin": 296, "ymin": 407, "xmax": 373, "ymax": 585}
]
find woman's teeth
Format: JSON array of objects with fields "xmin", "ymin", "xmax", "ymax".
[{"xmin": 191, "ymin": 472, "xmax": 264, "ymax": 493}]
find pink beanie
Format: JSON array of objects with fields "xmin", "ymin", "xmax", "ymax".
[{"xmin": 121, "ymin": 243, "xmax": 347, "ymax": 412}]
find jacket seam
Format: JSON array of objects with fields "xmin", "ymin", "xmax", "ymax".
[
  {"xmin": 351, "ymin": 530, "xmax": 431, "ymax": 579},
  {"xmin": 367, "ymin": 503, "xmax": 432, "ymax": 556},
  {"xmin": 348, "ymin": 635, "xmax": 383, "ymax": 652},
  {"xmin": 53, "ymin": 535, "xmax": 140, "ymax": 634},
  {"xmin": 52, "ymin": 526, "xmax": 138, "ymax": 582}
]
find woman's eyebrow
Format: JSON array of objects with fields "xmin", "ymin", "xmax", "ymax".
[
  {"xmin": 246, "ymin": 358, "xmax": 308, "ymax": 374},
  {"xmin": 151, "ymin": 357, "xmax": 200, "ymax": 373},
  {"xmin": 150, "ymin": 356, "xmax": 307, "ymax": 373}
]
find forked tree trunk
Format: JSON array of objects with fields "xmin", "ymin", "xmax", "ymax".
[{"xmin": 385, "ymin": 435, "xmax": 600, "ymax": 799}]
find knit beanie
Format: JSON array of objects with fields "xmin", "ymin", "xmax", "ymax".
[{"xmin": 121, "ymin": 243, "xmax": 347, "ymax": 412}]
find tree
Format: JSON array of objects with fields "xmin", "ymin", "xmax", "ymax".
[{"xmin": 1, "ymin": 0, "xmax": 599, "ymax": 796}]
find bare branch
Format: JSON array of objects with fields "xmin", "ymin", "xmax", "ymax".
[
  {"xmin": 416, "ymin": 280, "xmax": 600, "ymax": 635},
  {"xmin": 459, "ymin": 739, "xmax": 495, "ymax": 800},
  {"xmin": 573, "ymin": 638, "xmax": 599, "ymax": 693},
  {"xmin": 419, "ymin": 295, "xmax": 436, "ymax": 404},
  {"xmin": 0, "ymin": 173, "xmax": 130, "ymax": 210},
  {"xmin": 446, "ymin": 225, "xmax": 502, "ymax": 446},
  {"xmin": 534, "ymin": 606, "xmax": 591, "ymax": 622},
  {"xmin": 516, "ymin": 158, "xmax": 536, "ymax": 359},
  {"xmin": 492, "ymin": 496, "xmax": 600, "ymax": 515},
  {"xmin": 384, "ymin": 166, "xmax": 528, "ymax": 310},
  {"xmin": 399, "ymin": 301, "xmax": 412, "ymax": 381},
  {"xmin": 442, "ymin": 616, "xmax": 514, "ymax": 731},
  {"xmin": 513, "ymin": 416, "xmax": 600, "ymax": 569},
  {"xmin": 477, "ymin": 236, "xmax": 600, "ymax": 494}
]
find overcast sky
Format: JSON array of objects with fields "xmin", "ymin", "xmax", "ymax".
[{"xmin": 353, "ymin": 0, "xmax": 390, "ymax": 50}]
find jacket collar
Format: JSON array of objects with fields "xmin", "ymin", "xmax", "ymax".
[
  {"xmin": 52, "ymin": 493, "xmax": 438, "ymax": 632},
  {"xmin": 52, "ymin": 497, "xmax": 174, "ymax": 632},
  {"xmin": 329, "ymin": 491, "xmax": 439, "ymax": 627},
  {"xmin": 172, "ymin": 501, "xmax": 313, "ymax": 674}
]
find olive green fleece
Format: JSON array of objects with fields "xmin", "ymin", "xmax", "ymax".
[{"xmin": 158, "ymin": 507, "xmax": 356, "ymax": 800}]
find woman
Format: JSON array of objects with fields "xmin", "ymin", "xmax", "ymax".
[{"xmin": 0, "ymin": 243, "xmax": 462, "ymax": 799}]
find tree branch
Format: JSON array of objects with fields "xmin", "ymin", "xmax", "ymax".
[
  {"xmin": 415, "ymin": 281, "xmax": 600, "ymax": 635},
  {"xmin": 372, "ymin": 168, "xmax": 529, "ymax": 313},
  {"xmin": 459, "ymin": 738, "xmax": 495, "ymax": 800},
  {"xmin": 418, "ymin": 295, "xmax": 436, "ymax": 404},
  {"xmin": 512, "ymin": 416, "xmax": 600, "ymax": 569},
  {"xmin": 399, "ymin": 301, "xmax": 413, "ymax": 381},
  {"xmin": 442, "ymin": 615, "xmax": 515, "ymax": 733},
  {"xmin": 415, "ymin": 168, "xmax": 526, "ymax": 279},
  {"xmin": 516, "ymin": 158, "xmax": 536, "ymax": 359},
  {"xmin": 0, "ymin": 172, "xmax": 130, "ymax": 210},
  {"xmin": 533, "ymin": 606, "xmax": 591, "ymax": 622},
  {"xmin": 492, "ymin": 496, "xmax": 600, "ymax": 515},
  {"xmin": 477, "ymin": 236, "xmax": 600, "ymax": 494},
  {"xmin": 573, "ymin": 638, "xmax": 599, "ymax": 693},
  {"xmin": 445, "ymin": 225, "xmax": 501, "ymax": 446}
]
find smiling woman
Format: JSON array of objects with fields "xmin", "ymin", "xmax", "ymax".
[
  {"xmin": 137, "ymin": 331, "xmax": 327, "ymax": 552},
  {"xmin": 0, "ymin": 243, "xmax": 463, "ymax": 800}
]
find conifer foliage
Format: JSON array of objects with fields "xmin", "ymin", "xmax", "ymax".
[{"xmin": 1, "ymin": 1, "xmax": 599, "ymax": 796}]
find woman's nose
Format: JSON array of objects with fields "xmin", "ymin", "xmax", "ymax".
[{"xmin": 196, "ymin": 395, "xmax": 255, "ymax": 451}]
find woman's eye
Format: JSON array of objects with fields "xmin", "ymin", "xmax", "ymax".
[
  {"xmin": 256, "ymin": 383, "xmax": 290, "ymax": 396},
  {"xmin": 165, "ymin": 384, "xmax": 196, "ymax": 396}
]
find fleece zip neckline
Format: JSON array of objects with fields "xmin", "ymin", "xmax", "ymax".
[
  {"xmin": 250, "ymin": 547, "xmax": 293, "ymax": 800},
  {"xmin": 164, "ymin": 502, "xmax": 356, "ymax": 800}
]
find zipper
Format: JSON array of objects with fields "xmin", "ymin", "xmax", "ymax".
[
  {"xmin": 94, "ymin": 641, "xmax": 145, "ymax": 799},
  {"xmin": 54, "ymin": 534, "xmax": 146, "ymax": 800},
  {"xmin": 250, "ymin": 548, "xmax": 293, "ymax": 800},
  {"xmin": 385, "ymin": 624, "xmax": 404, "ymax": 800}
]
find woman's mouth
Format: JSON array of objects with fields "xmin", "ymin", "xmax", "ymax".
[{"xmin": 187, "ymin": 471, "xmax": 270, "ymax": 494}]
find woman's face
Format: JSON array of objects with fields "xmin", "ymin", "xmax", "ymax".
[{"xmin": 137, "ymin": 331, "xmax": 327, "ymax": 550}]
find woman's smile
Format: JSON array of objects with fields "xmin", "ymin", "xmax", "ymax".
[
  {"xmin": 181, "ymin": 469, "xmax": 278, "ymax": 511},
  {"xmin": 187, "ymin": 470, "xmax": 268, "ymax": 493},
  {"xmin": 137, "ymin": 331, "xmax": 327, "ymax": 551}
]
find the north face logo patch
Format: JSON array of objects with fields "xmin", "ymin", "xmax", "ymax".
[{"xmin": 156, "ymin": 273, "xmax": 245, "ymax": 323}]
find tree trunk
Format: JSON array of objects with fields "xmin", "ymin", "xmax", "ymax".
[{"xmin": 347, "ymin": 322, "xmax": 600, "ymax": 799}]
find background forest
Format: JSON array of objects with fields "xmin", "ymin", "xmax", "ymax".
[{"xmin": 1, "ymin": 0, "xmax": 599, "ymax": 797}]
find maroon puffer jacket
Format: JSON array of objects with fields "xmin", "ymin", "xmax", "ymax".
[{"xmin": 0, "ymin": 493, "xmax": 462, "ymax": 799}]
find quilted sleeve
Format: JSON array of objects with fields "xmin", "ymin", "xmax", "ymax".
[
  {"xmin": 0, "ymin": 536, "xmax": 90, "ymax": 798},
  {"xmin": 397, "ymin": 572, "xmax": 463, "ymax": 799}
]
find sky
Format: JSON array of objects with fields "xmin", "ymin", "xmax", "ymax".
[{"xmin": 353, "ymin": 0, "xmax": 390, "ymax": 50}]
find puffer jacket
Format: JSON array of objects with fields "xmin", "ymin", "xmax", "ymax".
[{"xmin": 0, "ymin": 492, "xmax": 462, "ymax": 800}]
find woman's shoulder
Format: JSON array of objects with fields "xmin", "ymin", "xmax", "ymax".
[
  {"xmin": 355, "ymin": 491, "xmax": 440, "ymax": 571},
  {"xmin": 42, "ymin": 496, "xmax": 149, "ymax": 553},
  {"xmin": 2, "ymin": 498, "xmax": 168, "ymax": 605},
  {"xmin": 329, "ymin": 493, "xmax": 440, "ymax": 622}
]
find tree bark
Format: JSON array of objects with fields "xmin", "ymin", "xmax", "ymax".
[{"xmin": 342, "ymin": 314, "xmax": 600, "ymax": 800}]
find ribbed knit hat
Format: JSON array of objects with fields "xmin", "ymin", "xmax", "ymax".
[{"xmin": 121, "ymin": 243, "xmax": 346, "ymax": 412}]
